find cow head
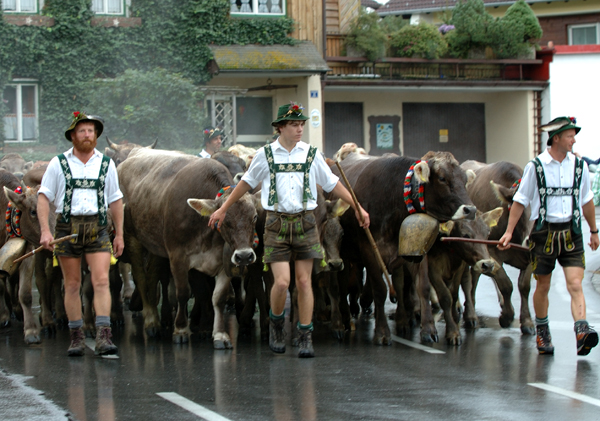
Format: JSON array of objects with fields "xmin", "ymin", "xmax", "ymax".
[
  {"xmin": 448, "ymin": 207, "xmax": 503, "ymax": 275},
  {"xmin": 187, "ymin": 189, "xmax": 259, "ymax": 268},
  {"xmin": 105, "ymin": 137, "xmax": 157, "ymax": 167},
  {"xmin": 4, "ymin": 185, "xmax": 57, "ymax": 246},
  {"xmin": 317, "ymin": 199, "xmax": 350, "ymax": 273},
  {"xmin": 211, "ymin": 151, "xmax": 247, "ymax": 183},
  {"xmin": 421, "ymin": 151, "xmax": 477, "ymax": 221}
]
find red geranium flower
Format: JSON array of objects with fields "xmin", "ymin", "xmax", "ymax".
[{"xmin": 73, "ymin": 111, "xmax": 80, "ymax": 118}]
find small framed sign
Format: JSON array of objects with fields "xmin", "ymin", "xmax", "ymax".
[{"xmin": 368, "ymin": 115, "xmax": 401, "ymax": 155}]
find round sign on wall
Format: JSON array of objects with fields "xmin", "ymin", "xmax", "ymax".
[{"xmin": 310, "ymin": 109, "xmax": 321, "ymax": 128}]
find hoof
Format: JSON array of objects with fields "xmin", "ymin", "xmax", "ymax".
[
  {"xmin": 373, "ymin": 335, "xmax": 392, "ymax": 346},
  {"xmin": 446, "ymin": 335, "xmax": 462, "ymax": 346},
  {"xmin": 421, "ymin": 332, "xmax": 439, "ymax": 343},
  {"xmin": 41, "ymin": 325, "xmax": 56, "ymax": 337},
  {"xmin": 498, "ymin": 313, "xmax": 514, "ymax": 328},
  {"xmin": 395, "ymin": 324, "xmax": 412, "ymax": 337},
  {"xmin": 362, "ymin": 307, "xmax": 373, "ymax": 316},
  {"xmin": 24, "ymin": 334, "xmax": 41, "ymax": 345},
  {"xmin": 330, "ymin": 328, "xmax": 346, "ymax": 341},
  {"xmin": 213, "ymin": 339, "xmax": 232, "ymax": 350},
  {"xmin": 145, "ymin": 326, "xmax": 161, "ymax": 338},
  {"xmin": 521, "ymin": 324, "xmax": 535, "ymax": 336},
  {"xmin": 463, "ymin": 319, "xmax": 478, "ymax": 329},
  {"xmin": 0, "ymin": 319, "xmax": 10, "ymax": 329},
  {"xmin": 172, "ymin": 333, "xmax": 189, "ymax": 344}
]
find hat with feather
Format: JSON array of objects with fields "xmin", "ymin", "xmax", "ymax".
[
  {"xmin": 65, "ymin": 111, "xmax": 104, "ymax": 141},
  {"xmin": 203, "ymin": 126, "xmax": 224, "ymax": 144},
  {"xmin": 540, "ymin": 116, "xmax": 580, "ymax": 145}
]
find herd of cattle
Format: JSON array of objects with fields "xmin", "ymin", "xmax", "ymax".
[{"xmin": 0, "ymin": 139, "xmax": 537, "ymax": 351}]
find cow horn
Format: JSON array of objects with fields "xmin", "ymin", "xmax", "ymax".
[
  {"xmin": 147, "ymin": 138, "xmax": 158, "ymax": 149},
  {"xmin": 106, "ymin": 137, "xmax": 119, "ymax": 151}
]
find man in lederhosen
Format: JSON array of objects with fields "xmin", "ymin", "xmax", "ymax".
[
  {"xmin": 208, "ymin": 102, "xmax": 369, "ymax": 358},
  {"xmin": 38, "ymin": 112, "xmax": 124, "ymax": 357},
  {"xmin": 499, "ymin": 116, "xmax": 599, "ymax": 356}
]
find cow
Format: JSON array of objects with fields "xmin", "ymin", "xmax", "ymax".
[
  {"xmin": 463, "ymin": 160, "xmax": 535, "ymax": 334},
  {"xmin": 2, "ymin": 181, "xmax": 57, "ymax": 344},
  {"xmin": 211, "ymin": 151, "xmax": 247, "ymax": 182},
  {"xmin": 419, "ymin": 208, "xmax": 503, "ymax": 345},
  {"xmin": 0, "ymin": 153, "xmax": 34, "ymax": 180},
  {"xmin": 104, "ymin": 138, "xmax": 158, "ymax": 167},
  {"xmin": 334, "ymin": 151, "xmax": 477, "ymax": 345},
  {"xmin": 333, "ymin": 142, "xmax": 368, "ymax": 162},
  {"xmin": 227, "ymin": 144, "xmax": 257, "ymax": 168},
  {"xmin": 118, "ymin": 148, "xmax": 259, "ymax": 348}
]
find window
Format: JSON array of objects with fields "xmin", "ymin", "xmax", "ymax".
[
  {"xmin": 2, "ymin": 0, "xmax": 37, "ymax": 13},
  {"xmin": 236, "ymin": 97, "xmax": 273, "ymax": 145},
  {"xmin": 91, "ymin": 0, "xmax": 123, "ymax": 15},
  {"xmin": 3, "ymin": 83, "xmax": 38, "ymax": 142},
  {"xmin": 569, "ymin": 24, "xmax": 599, "ymax": 45},
  {"xmin": 230, "ymin": 0, "xmax": 285, "ymax": 16}
]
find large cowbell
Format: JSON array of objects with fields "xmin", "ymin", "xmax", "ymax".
[
  {"xmin": 0, "ymin": 237, "xmax": 27, "ymax": 277},
  {"xmin": 398, "ymin": 213, "xmax": 452, "ymax": 263}
]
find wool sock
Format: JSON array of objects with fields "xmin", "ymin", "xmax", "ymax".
[
  {"xmin": 68, "ymin": 319, "xmax": 83, "ymax": 330},
  {"xmin": 298, "ymin": 322, "xmax": 313, "ymax": 331},
  {"xmin": 269, "ymin": 309, "xmax": 285, "ymax": 320},
  {"xmin": 95, "ymin": 316, "xmax": 111, "ymax": 327},
  {"xmin": 535, "ymin": 316, "xmax": 549, "ymax": 326}
]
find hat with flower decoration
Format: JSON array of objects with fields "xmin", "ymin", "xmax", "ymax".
[
  {"xmin": 540, "ymin": 116, "xmax": 581, "ymax": 145},
  {"xmin": 271, "ymin": 102, "xmax": 309, "ymax": 126},
  {"xmin": 64, "ymin": 111, "xmax": 104, "ymax": 141},
  {"xmin": 203, "ymin": 126, "xmax": 224, "ymax": 144}
]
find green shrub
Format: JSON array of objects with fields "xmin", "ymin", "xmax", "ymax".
[
  {"xmin": 503, "ymin": 0, "xmax": 542, "ymax": 42},
  {"xmin": 345, "ymin": 9, "xmax": 388, "ymax": 61},
  {"xmin": 448, "ymin": 0, "xmax": 493, "ymax": 58},
  {"xmin": 390, "ymin": 23, "xmax": 448, "ymax": 59},
  {"xmin": 487, "ymin": 18, "xmax": 531, "ymax": 59}
]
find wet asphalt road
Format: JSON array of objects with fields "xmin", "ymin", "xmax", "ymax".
[{"xmin": 3, "ymin": 216, "xmax": 600, "ymax": 420}]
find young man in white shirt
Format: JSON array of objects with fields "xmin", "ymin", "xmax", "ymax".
[
  {"xmin": 38, "ymin": 112, "xmax": 124, "ymax": 357},
  {"xmin": 499, "ymin": 116, "xmax": 599, "ymax": 356},
  {"xmin": 208, "ymin": 102, "xmax": 369, "ymax": 357},
  {"xmin": 199, "ymin": 126, "xmax": 223, "ymax": 158}
]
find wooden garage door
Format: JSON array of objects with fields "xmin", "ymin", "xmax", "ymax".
[
  {"xmin": 402, "ymin": 103, "xmax": 486, "ymax": 163},
  {"xmin": 324, "ymin": 102, "xmax": 363, "ymax": 159}
]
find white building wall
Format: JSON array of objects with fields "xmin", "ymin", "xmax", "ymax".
[{"xmin": 549, "ymin": 52, "xmax": 600, "ymax": 161}]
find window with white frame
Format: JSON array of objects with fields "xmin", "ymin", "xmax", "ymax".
[
  {"xmin": 91, "ymin": 0, "xmax": 123, "ymax": 15},
  {"xmin": 3, "ymin": 83, "xmax": 38, "ymax": 142},
  {"xmin": 2, "ymin": 0, "xmax": 37, "ymax": 13},
  {"xmin": 230, "ymin": 0, "xmax": 285, "ymax": 16},
  {"xmin": 569, "ymin": 23, "xmax": 599, "ymax": 45}
]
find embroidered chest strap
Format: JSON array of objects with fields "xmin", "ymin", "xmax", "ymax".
[
  {"xmin": 532, "ymin": 157, "xmax": 584, "ymax": 234},
  {"xmin": 264, "ymin": 145, "xmax": 317, "ymax": 212},
  {"xmin": 403, "ymin": 160, "xmax": 426, "ymax": 214},
  {"xmin": 58, "ymin": 154, "xmax": 111, "ymax": 226}
]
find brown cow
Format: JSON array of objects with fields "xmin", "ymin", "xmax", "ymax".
[
  {"xmin": 0, "ymin": 153, "xmax": 33, "ymax": 180},
  {"xmin": 335, "ymin": 151, "xmax": 477, "ymax": 345},
  {"xmin": 118, "ymin": 148, "xmax": 259, "ymax": 348},
  {"xmin": 464, "ymin": 160, "xmax": 535, "ymax": 334},
  {"xmin": 104, "ymin": 137, "xmax": 157, "ymax": 167}
]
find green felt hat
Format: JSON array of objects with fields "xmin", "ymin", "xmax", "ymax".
[
  {"xmin": 64, "ymin": 111, "xmax": 104, "ymax": 141},
  {"xmin": 271, "ymin": 102, "xmax": 309, "ymax": 126},
  {"xmin": 541, "ymin": 116, "xmax": 581, "ymax": 144},
  {"xmin": 203, "ymin": 126, "xmax": 224, "ymax": 144}
]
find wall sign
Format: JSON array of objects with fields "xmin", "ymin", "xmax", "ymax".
[{"xmin": 310, "ymin": 109, "xmax": 321, "ymax": 128}]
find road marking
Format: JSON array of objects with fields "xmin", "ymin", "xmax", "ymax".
[
  {"xmin": 84, "ymin": 338, "xmax": 119, "ymax": 359},
  {"xmin": 391, "ymin": 334, "xmax": 445, "ymax": 354},
  {"xmin": 157, "ymin": 392, "xmax": 232, "ymax": 421},
  {"xmin": 528, "ymin": 383, "xmax": 600, "ymax": 407}
]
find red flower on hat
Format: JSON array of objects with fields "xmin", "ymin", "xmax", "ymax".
[
  {"xmin": 569, "ymin": 116, "xmax": 577, "ymax": 124},
  {"xmin": 73, "ymin": 111, "xmax": 80, "ymax": 118}
]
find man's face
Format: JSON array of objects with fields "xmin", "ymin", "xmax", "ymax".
[
  {"xmin": 70, "ymin": 121, "xmax": 97, "ymax": 154},
  {"xmin": 278, "ymin": 120, "xmax": 305, "ymax": 143},
  {"xmin": 554, "ymin": 128, "xmax": 576, "ymax": 154},
  {"xmin": 206, "ymin": 135, "xmax": 222, "ymax": 154}
]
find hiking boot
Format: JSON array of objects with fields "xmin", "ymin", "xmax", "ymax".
[
  {"xmin": 536, "ymin": 324, "xmax": 554, "ymax": 355},
  {"xmin": 575, "ymin": 322, "xmax": 599, "ymax": 356},
  {"xmin": 297, "ymin": 328, "xmax": 315, "ymax": 358},
  {"xmin": 95, "ymin": 326, "xmax": 118, "ymax": 356},
  {"xmin": 67, "ymin": 328, "xmax": 86, "ymax": 357},
  {"xmin": 269, "ymin": 317, "xmax": 286, "ymax": 354}
]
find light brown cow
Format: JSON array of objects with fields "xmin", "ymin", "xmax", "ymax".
[{"xmin": 104, "ymin": 137, "xmax": 157, "ymax": 167}]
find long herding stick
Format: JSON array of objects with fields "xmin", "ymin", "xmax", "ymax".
[{"xmin": 12, "ymin": 234, "xmax": 79, "ymax": 266}]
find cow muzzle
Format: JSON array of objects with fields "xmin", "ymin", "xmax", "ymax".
[
  {"xmin": 473, "ymin": 258, "xmax": 496, "ymax": 275},
  {"xmin": 451, "ymin": 205, "xmax": 477, "ymax": 221},
  {"xmin": 232, "ymin": 248, "xmax": 256, "ymax": 267},
  {"xmin": 327, "ymin": 259, "xmax": 344, "ymax": 272}
]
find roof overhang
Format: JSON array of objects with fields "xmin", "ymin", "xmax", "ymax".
[
  {"xmin": 324, "ymin": 79, "xmax": 548, "ymax": 92},
  {"xmin": 377, "ymin": 0, "xmax": 571, "ymax": 16},
  {"xmin": 208, "ymin": 42, "xmax": 329, "ymax": 77}
]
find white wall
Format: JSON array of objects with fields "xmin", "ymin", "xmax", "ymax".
[{"xmin": 549, "ymin": 53, "xmax": 600, "ymax": 161}]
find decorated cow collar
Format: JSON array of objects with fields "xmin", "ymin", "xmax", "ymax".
[
  {"xmin": 404, "ymin": 160, "xmax": 426, "ymax": 214},
  {"xmin": 215, "ymin": 185, "xmax": 259, "ymax": 249},
  {"xmin": 5, "ymin": 186, "xmax": 22, "ymax": 238}
]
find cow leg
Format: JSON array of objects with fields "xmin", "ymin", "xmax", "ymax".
[
  {"xmin": 0, "ymin": 274, "xmax": 10, "ymax": 327},
  {"xmin": 518, "ymin": 264, "xmax": 535, "ymax": 335},
  {"xmin": 211, "ymin": 270, "xmax": 233, "ymax": 349},
  {"xmin": 489, "ymin": 266, "xmax": 515, "ymax": 328},
  {"xmin": 336, "ymin": 265, "xmax": 353, "ymax": 332},
  {"xmin": 461, "ymin": 267, "xmax": 478, "ymax": 329},
  {"xmin": 259, "ymin": 268, "xmax": 274, "ymax": 342},
  {"xmin": 18, "ymin": 256, "xmax": 40, "ymax": 344},
  {"xmin": 189, "ymin": 270, "xmax": 214, "ymax": 338},
  {"xmin": 416, "ymin": 257, "xmax": 438, "ymax": 343},
  {"xmin": 109, "ymin": 263, "xmax": 125, "ymax": 326},
  {"xmin": 364, "ymin": 261, "xmax": 391, "ymax": 346},
  {"xmin": 313, "ymin": 274, "xmax": 329, "ymax": 323},
  {"xmin": 82, "ymin": 271, "xmax": 95, "ymax": 337},
  {"xmin": 34, "ymin": 252, "xmax": 55, "ymax": 335},
  {"xmin": 119, "ymin": 262, "xmax": 134, "ymax": 306},
  {"xmin": 326, "ymin": 272, "xmax": 346, "ymax": 340},
  {"xmin": 170, "ymin": 261, "xmax": 192, "ymax": 344},
  {"xmin": 49, "ymin": 264, "xmax": 67, "ymax": 327},
  {"xmin": 429, "ymin": 265, "xmax": 461, "ymax": 346},
  {"xmin": 239, "ymin": 263, "xmax": 264, "ymax": 339},
  {"xmin": 393, "ymin": 266, "xmax": 411, "ymax": 336}
]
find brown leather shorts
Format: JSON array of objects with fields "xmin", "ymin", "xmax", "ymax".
[
  {"xmin": 54, "ymin": 215, "xmax": 112, "ymax": 257},
  {"xmin": 263, "ymin": 210, "xmax": 324, "ymax": 263},
  {"xmin": 529, "ymin": 221, "xmax": 585, "ymax": 275}
]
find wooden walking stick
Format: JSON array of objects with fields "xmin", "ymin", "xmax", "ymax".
[
  {"xmin": 335, "ymin": 162, "xmax": 397, "ymax": 303},
  {"xmin": 11, "ymin": 234, "xmax": 78, "ymax": 266},
  {"xmin": 440, "ymin": 237, "xmax": 529, "ymax": 252}
]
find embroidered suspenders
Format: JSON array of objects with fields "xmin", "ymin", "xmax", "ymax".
[
  {"xmin": 531, "ymin": 156, "xmax": 584, "ymax": 234},
  {"xmin": 264, "ymin": 145, "xmax": 317, "ymax": 212},
  {"xmin": 58, "ymin": 154, "xmax": 111, "ymax": 226}
]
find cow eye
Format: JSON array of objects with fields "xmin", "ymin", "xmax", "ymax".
[
  {"xmin": 30, "ymin": 209, "xmax": 37, "ymax": 217},
  {"xmin": 462, "ymin": 234, "xmax": 471, "ymax": 239},
  {"xmin": 439, "ymin": 176, "xmax": 446, "ymax": 183},
  {"xmin": 252, "ymin": 215, "xmax": 257, "ymax": 224}
]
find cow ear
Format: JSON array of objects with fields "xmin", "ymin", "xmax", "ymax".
[
  {"xmin": 438, "ymin": 220, "xmax": 454, "ymax": 236},
  {"xmin": 465, "ymin": 169, "xmax": 476, "ymax": 188},
  {"xmin": 414, "ymin": 161, "xmax": 430, "ymax": 183},
  {"xmin": 3, "ymin": 186, "xmax": 24, "ymax": 209},
  {"xmin": 490, "ymin": 180, "xmax": 514, "ymax": 205},
  {"xmin": 466, "ymin": 169, "xmax": 476, "ymax": 187},
  {"xmin": 328, "ymin": 199, "xmax": 350, "ymax": 218},
  {"xmin": 23, "ymin": 161, "xmax": 34, "ymax": 173},
  {"xmin": 481, "ymin": 206, "xmax": 503, "ymax": 228},
  {"xmin": 187, "ymin": 198, "xmax": 218, "ymax": 217}
]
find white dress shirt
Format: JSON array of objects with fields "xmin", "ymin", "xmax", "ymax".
[
  {"xmin": 198, "ymin": 149, "xmax": 211, "ymax": 158},
  {"xmin": 38, "ymin": 148, "xmax": 123, "ymax": 216},
  {"xmin": 241, "ymin": 139, "xmax": 339, "ymax": 213},
  {"xmin": 514, "ymin": 149, "xmax": 593, "ymax": 223}
]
